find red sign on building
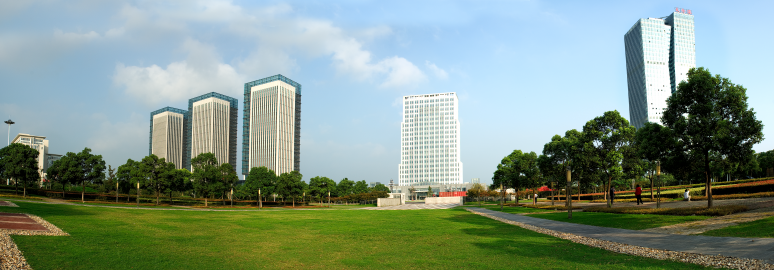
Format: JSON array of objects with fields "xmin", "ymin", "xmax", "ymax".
[{"xmin": 439, "ymin": 191, "xmax": 467, "ymax": 197}]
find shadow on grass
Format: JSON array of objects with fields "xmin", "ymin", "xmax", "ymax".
[{"xmin": 439, "ymin": 208, "xmax": 711, "ymax": 269}]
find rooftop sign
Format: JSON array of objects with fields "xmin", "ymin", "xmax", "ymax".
[{"xmin": 675, "ymin": 7, "xmax": 692, "ymax": 15}]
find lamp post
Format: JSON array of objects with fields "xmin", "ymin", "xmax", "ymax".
[
  {"xmin": 259, "ymin": 188, "xmax": 262, "ymax": 209},
  {"xmin": 4, "ymin": 118, "xmax": 13, "ymax": 146},
  {"xmin": 136, "ymin": 181, "xmax": 140, "ymax": 207},
  {"xmin": 567, "ymin": 166, "xmax": 573, "ymax": 219},
  {"xmin": 551, "ymin": 181, "xmax": 555, "ymax": 206}
]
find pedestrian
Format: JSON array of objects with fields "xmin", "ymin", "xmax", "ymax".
[
  {"xmin": 635, "ymin": 184, "xmax": 643, "ymax": 205},
  {"xmin": 534, "ymin": 193, "xmax": 538, "ymax": 204},
  {"xmin": 609, "ymin": 186, "xmax": 616, "ymax": 205},
  {"xmin": 684, "ymin": 189, "xmax": 691, "ymax": 201}
]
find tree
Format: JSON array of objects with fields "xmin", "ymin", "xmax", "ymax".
[
  {"xmin": 309, "ymin": 176, "xmax": 336, "ymax": 204},
  {"xmin": 116, "ymin": 159, "xmax": 139, "ymax": 203},
  {"xmin": 56, "ymin": 148, "xmax": 106, "ymax": 203},
  {"xmin": 634, "ymin": 122, "xmax": 676, "ymax": 200},
  {"xmin": 583, "ymin": 111, "xmax": 636, "ymax": 208},
  {"xmin": 245, "ymin": 166, "xmax": 277, "ymax": 205},
  {"xmin": 218, "ymin": 163, "xmax": 238, "ymax": 205},
  {"xmin": 373, "ymin": 183, "xmax": 389, "ymax": 193},
  {"xmin": 0, "ymin": 143, "xmax": 40, "ymax": 197},
  {"xmin": 337, "ymin": 178, "xmax": 355, "ymax": 196},
  {"xmin": 426, "ymin": 186, "xmax": 433, "ymax": 198},
  {"xmin": 138, "ymin": 154, "xmax": 173, "ymax": 205},
  {"xmin": 663, "ymin": 67, "xmax": 764, "ymax": 207},
  {"xmin": 191, "ymin": 153, "xmax": 219, "ymax": 207},
  {"xmin": 353, "ymin": 180, "xmax": 369, "ymax": 194},
  {"xmin": 276, "ymin": 171, "xmax": 303, "ymax": 207},
  {"xmin": 468, "ymin": 183, "xmax": 485, "ymax": 206},
  {"xmin": 166, "ymin": 168, "xmax": 191, "ymax": 204}
]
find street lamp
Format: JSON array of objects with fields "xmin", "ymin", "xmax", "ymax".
[{"xmin": 4, "ymin": 118, "xmax": 14, "ymax": 146}]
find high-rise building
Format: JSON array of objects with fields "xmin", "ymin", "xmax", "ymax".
[
  {"xmin": 186, "ymin": 92, "xmax": 238, "ymax": 171},
  {"xmin": 150, "ymin": 107, "xmax": 187, "ymax": 169},
  {"xmin": 242, "ymin": 75, "xmax": 301, "ymax": 176},
  {"xmin": 625, "ymin": 8, "xmax": 695, "ymax": 128},
  {"xmin": 398, "ymin": 92, "xmax": 462, "ymax": 186}
]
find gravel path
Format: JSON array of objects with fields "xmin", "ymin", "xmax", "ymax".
[
  {"xmin": 0, "ymin": 213, "xmax": 68, "ymax": 270},
  {"xmin": 467, "ymin": 207, "xmax": 774, "ymax": 269}
]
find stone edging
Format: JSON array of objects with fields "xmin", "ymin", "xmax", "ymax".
[
  {"xmin": 0, "ymin": 201, "xmax": 19, "ymax": 207},
  {"xmin": 0, "ymin": 214, "xmax": 69, "ymax": 270},
  {"xmin": 465, "ymin": 208, "xmax": 774, "ymax": 270}
]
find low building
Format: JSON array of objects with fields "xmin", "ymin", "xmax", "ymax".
[{"xmin": 11, "ymin": 133, "xmax": 61, "ymax": 184}]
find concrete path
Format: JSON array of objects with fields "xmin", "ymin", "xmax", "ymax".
[{"xmin": 468, "ymin": 207, "xmax": 774, "ymax": 264}]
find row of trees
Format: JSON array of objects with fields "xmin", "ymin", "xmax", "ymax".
[
  {"xmin": 0, "ymin": 143, "xmax": 44, "ymax": 197},
  {"xmin": 244, "ymin": 168, "xmax": 391, "ymax": 205},
  {"xmin": 493, "ymin": 67, "xmax": 765, "ymax": 208}
]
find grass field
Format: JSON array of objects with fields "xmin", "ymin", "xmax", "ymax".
[
  {"xmin": 701, "ymin": 216, "xmax": 774, "ymax": 238},
  {"xmin": 0, "ymin": 201, "xmax": 717, "ymax": 269}
]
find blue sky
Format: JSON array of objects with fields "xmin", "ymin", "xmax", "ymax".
[{"xmin": 1, "ymin": 0, "xmax": 772, "ymax": 185}]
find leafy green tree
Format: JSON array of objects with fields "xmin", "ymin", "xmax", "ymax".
[
  {"xmin": 276, "ymin": 171, "xmax": 303, "ymax": 207},
  {"xmin": 634, "ymin": 122, "xmax": 676, "ymax": 199},
  {"xmin": 166, "ymin": 168, "xmax": 191, "ymax": 203},
  {"xmin": 353, "ymin": 180, "xmax": 369, "ymax": 194},
  {"xmin": 468, "ymin": 183, "xmax": 485, "ymax": 206},
  {"xmin": 218, "ymin": 163, "xmax": 238, "ymax": 205},
  {"xmin": 0, "ymin": 143, "xmax": 40, "ymax": 197},
  {"xmin": 494, "ymin": 149, "xmax": 540, "ymax": 204},
  {"xmin": 116, "ymin": 159, "xmax": 139, "ymax": 202},
  {"xmin": 663, "ymin": 67, "xmax": 764, "ymax": 207},
  {"xmin": 191, "ymin": 153, "xmax": 219, "ymax": 207},
  {"xmin": 757, "ymin": 151, "xmax": 774, "ymax": 177},
  {"xmin": 309, "ymin": 176, "xmax": 336, "ymax": 203},
  {"xmin": 337, "ymin": 178, "xmax": 355, "ymax": 196},
  {"xmin": 583, "ymin": 111, "xmax": 635, "ymax": 207},
  {"xmin": 426, "ymin": 186, "xmax": 433, "ymax": 197},
  {"xmin": 245, "ymin": 166, "xmax": 277, "ymax": 204},
  {"xmin": 56, "ymin": 148, "xmax": 105, "ymax": 203},
  {"xmin": 138, "ymin": 154, "xmax": 173, "ymax": 205},
  {"xmin": 373, "ymin": 183, "xmax": 389, "ymax": 193}
]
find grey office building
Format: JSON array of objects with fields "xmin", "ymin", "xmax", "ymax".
[{"xmin": 625, "ymin": 8, "xmax": 695, "ymax": 128}]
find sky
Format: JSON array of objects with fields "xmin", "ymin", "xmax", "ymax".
[{"xmin": 1, "ymin": 0, "xmax": 773, "ymax": 185}]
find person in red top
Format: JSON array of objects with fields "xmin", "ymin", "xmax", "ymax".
[{"xmin": 635, "ymin": 184, "xmax": 643, "ymax": 205}]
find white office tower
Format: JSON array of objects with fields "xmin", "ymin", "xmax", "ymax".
[
  {"xmin": 625, "ymin": 8, "xmax": 695, "ymax": 128},
  {"xmin": 150, "ymin": 107, "xmax": 186, "ymax": 169},
  {"xmin": 398, "ymin": 92, "xmax": 462, "ymax": 186},
  {"xmin": 189, "ymin": 93, "xmax": 238, "ymax": 169},
  {"xmin": 12, "ymin": 133, "xmax": 60, "ymax": 182},
  {"xmin": 243, "ymin": 75, "xmax": 302, "ymax": 176}
]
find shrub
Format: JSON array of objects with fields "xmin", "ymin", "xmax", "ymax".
[
  {"xmin": 692, "ymin": 191, "xmax": 774, "ymax": 201},
  {"xmin": 522, "ymin": 204, "xmax": 582, "ymax": 210},
  {"xmin": 583, "ymin": 205, "xmax": 748, "ymax": 216}
]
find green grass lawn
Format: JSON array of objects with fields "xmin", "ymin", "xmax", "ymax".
[
  {"xmin": 701, "ymin": 216, "xmax": 774, "ymax": 238},
  {"xmin": 527, "ymin": 212, "xmax": 711, "ymax": 230},
  {"xmin": 0, "ymin": 201, "xmax": 717, "ymax": 269}
]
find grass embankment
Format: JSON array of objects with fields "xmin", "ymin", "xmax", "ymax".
[
  {"xmin": 701, "ymin": 216, "xmax": 774, "ymax": 238},
  {"xmin": 0, "ymin": 201, "xmax": 717, "ymax": 269},
  {"xmin": 584, "ymin": 205, "xmax": 748, "ymax": 216},
  {"xmin": 528, "ymin": 212, "xmax": 711, "ymax": 230}
]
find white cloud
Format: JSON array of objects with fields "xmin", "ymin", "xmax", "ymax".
[
  {"xmin": 114, "ymin": 39, "xmax": 244, "ymax": 105},
  {"xmin": 425, "ymin": 61, "xmax": 449, "ymax": 80},
  {"xmin": 378, "ymin": 57, "xmax": 427, "ymax": 88},
  {"xmin": 0, "ymin": 30, "xmax": 105, "ymax": 69}
]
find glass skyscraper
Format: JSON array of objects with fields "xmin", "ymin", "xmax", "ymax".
[
  {"xmin": 149, "ymin": 106, "xmax": 187, "ymax": 169},
  {"xmin": 187, "ymin": 92, "xmax": 239, "ymax": 172},
  {"xmin": 625, "ymin": 8, "xmax": 695, "ymax": 128},
  {"xmin": 398, "ymin": 92, "xmax": 462, "ymax": 186},
  {"xmin": 242, "ymin": 75, "xmax": 302, "ymax": 177}
]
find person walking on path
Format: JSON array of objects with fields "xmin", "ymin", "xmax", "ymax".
[
  {"xmin": 635, "ymin": 184, "xmax": 643, "ymax": 205},
  {"xmin": 609, "ymin": 187, "xmax": 616, "ymax": 205},
  {"xmin": 684, "ymin": 189, "xmax": 691, "ymax": 201}
]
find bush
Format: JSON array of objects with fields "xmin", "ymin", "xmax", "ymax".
[
  {"xmin": 701, "ymin": 180, "xmax": 774, "ymax": 195},
  {"xmin": 522, "ymin": 204, "xmax": 582, "ymax": 210},
  {"xmin": 583, "ymin": 205, "xmax": 748, "ymax": 216}
]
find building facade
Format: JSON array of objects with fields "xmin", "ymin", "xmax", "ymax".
[
  {"xmin": 12, "ymin": 133, "xmax": 60, "ymax": 182},
  {"xmin": 398, "ymin": 92, "xmax": 462, "ymax": 186},
  {"xmin": 187, "ymin": 92, "xmax": 238, "ymax": 171},
  {"xmin": 149, "ymin": 107, "xmax": 187, "ymax": 169},
  {"xmin": 625, "ymin": 8, "xmax": 695, "ymax": 128},
  {"xmin": 242, "ymin": 75, "xmax": 301, "ymax": 177}
]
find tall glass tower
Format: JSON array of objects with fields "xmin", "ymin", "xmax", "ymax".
[
  {"xmin": 149, "ymin": 107, "xmax": 187, "ymax": 169},
  {"xmin": 186, "ymin": 92, "xmax": 238, "ymax": 171},
  {"xmin": 625, "ymin": 8, "xmax": 695, "ymax": 129},
  {"xmin": 398, "ymin": 92, "xmax": 462, "ymax": 186},
  {"xmin": 242, "ymin": 75, "xmax": 301, "ymax": 177}
]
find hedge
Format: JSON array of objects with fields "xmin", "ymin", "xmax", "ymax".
[{"xmin": 583, "ymin": 205, "xmax": 748, "ymax": 216}]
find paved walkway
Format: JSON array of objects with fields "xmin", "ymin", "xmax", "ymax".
[
  {"xmin": 468, "ymin": 207, "xmax": 774, "ymax": 264},
  {"xmin": 361, "ymin": 203, "xmax": 460, "ymax": 210}
]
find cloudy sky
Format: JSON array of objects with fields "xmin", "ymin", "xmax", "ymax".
[{"xmin": 1, "ymin": 0, "xmax": 773, "ymax": 185}]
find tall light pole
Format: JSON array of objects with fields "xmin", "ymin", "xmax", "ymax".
[{"xmin": 4, "ymin": 118, "xmax": 14, "ymax": 146}]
